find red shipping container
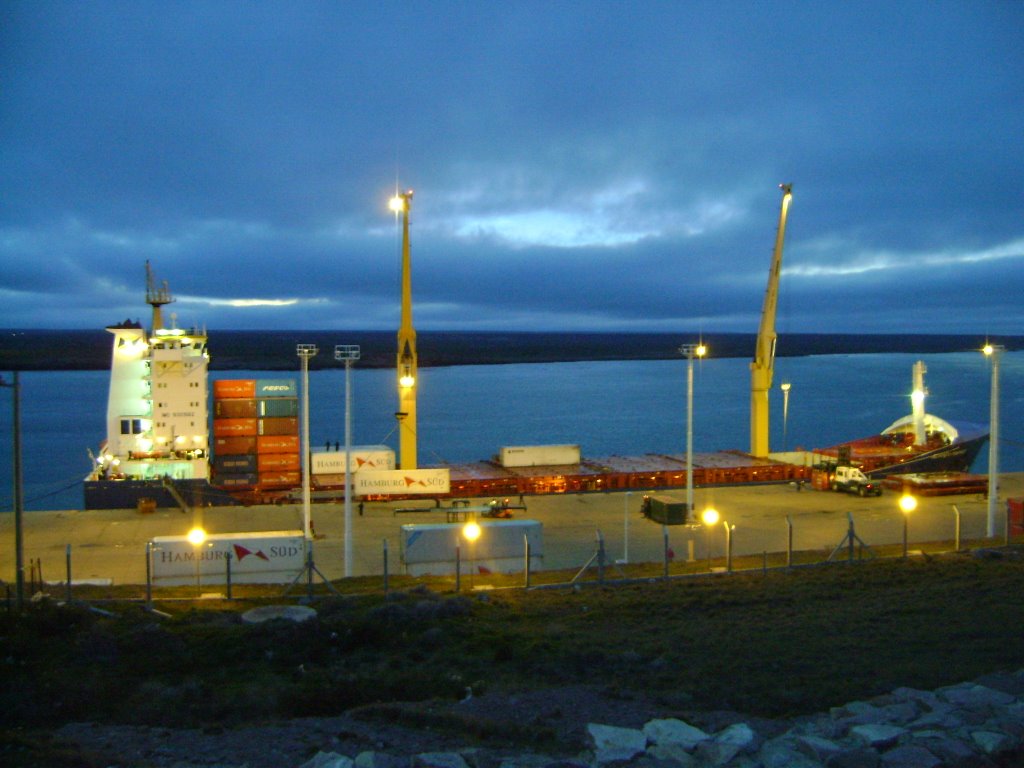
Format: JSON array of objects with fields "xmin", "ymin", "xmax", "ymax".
[
  {"xmin": 258, "ymin": 453, "xmax": 301, "ymax": 472},
  {"xmin": 214, "ymin": 436, "xmax": 258, "ymax": 454},
  {"xmin": 1009, "ymin": 498, "xmax": 1024, "ymax": 537},
  {"xmin": 259, "ymin": 417, "xmax": 299, "ymax": 436},
  {"xmin": 258, "ymin": 470, "xmax": 301, "ymax": 488},
  {"xmin": 257, "ymin": 435, "xmax": 299, "ymax": 453},
  {"xmin": 213, "ymin": 418, "xmax": 259, "ymax": 437},
  {"xmin": 213, "ymin": 379, "xmax": 257, "ymax": 399},
  {"xmin": 214, "ymin": 398, "xmax": 257, "ymax": 418}
]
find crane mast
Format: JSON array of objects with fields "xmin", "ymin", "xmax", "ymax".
[{"xmin": 750, "ymin": 184, "xmax": 793, "ymax": 457}]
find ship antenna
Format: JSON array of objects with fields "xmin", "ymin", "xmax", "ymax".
[{"xmin": 145, "ymin": 260, "xmax": 175, "ymax": 333}]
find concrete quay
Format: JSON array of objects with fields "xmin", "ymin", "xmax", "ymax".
[{"xmin": 1, "ymin": 473, "xmax": 1021, "ymax": 586}]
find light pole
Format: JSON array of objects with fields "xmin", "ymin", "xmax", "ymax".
[
  {"xmin": 780, "ymin": 382, "xmax": 791, "ymax": 451},
  {"xmin": 334, "ymin": 345, "xmax": 360, "ymax": 577},
  {"xmin": 622, "ymin": 490, "xmax": 631, "ymax": 564},
  {"xmin": 701, "ymin": 506, "xmax": 719, "ymax": 571},
  {"xmin": 983, "ymin": 344, "xmax": 1004, "ymax": 538},
  {"xmin": 296, "ymin": 344, "xmax": 318, "ymax": 541},
  {"xmin": 899, "ymin": 493, "xmax": 917, "ymax": 558},
  {"xmin": 680, "ymin": 343, "xmax": 707, "ymax": 517},
  {"xmin": 462, "ymin": 517, "xmax": 481, "ymax": 590},
  {"xmin": 1, "ymin": 373, "xmax": 24, "ymax": 609}
]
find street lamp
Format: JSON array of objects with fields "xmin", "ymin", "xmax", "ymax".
[
  {"xmin": 780, "ymin": 382, "xmax": 791, "ymax": 451},
  {"xmin": 296, "ymin": 344, "xmax": 318, "ymax": 540},
  {"xmin": 187, "ymin": 526, "xmax": 207, "ymax": 594},
  {"xmin": 899, "ymin": 493, "xmax": 917, "ymax": 558},
  {"xmin": 1, "ymin": 372, "xmax": 24, "ymax": 609},
  {"xmin": 680, "ymin": 343, "xmax": 707, "ymax": 517},
  {"xmin": 701, "ymin": 506, "xmax": 719, "ymax": 571},
  {"xmin": 334, "ymin": 345, "xmax": 360, "ymax": 577},
  {"xmin": 460, "ymin": 517, "xmax": 481, "ymax": 590},
  {"xmin": 983, "ymin": 343, "xmax": 1004, "ymax": 538}
]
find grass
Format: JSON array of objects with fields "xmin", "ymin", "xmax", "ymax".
[{"xmin": 3, "ymin": 548, "xmax": 1024, "ymax": 762}]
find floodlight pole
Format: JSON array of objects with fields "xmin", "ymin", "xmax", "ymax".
[
  {"xmin": 335, "ymin": 345, "xmax": 361, "ymax": 578},
  {"xmin": 983, "ymin": 344, "xmax": 1004, "ymax": 538},
  {"xmin": 680, "ymin": 343, "xmax": 706, "ymax": 517},
  {"xmin": 297, "ymin": 345, "xmax": 318, "ymax": 541},
  {"xmin": 1, "ymin": 373, "xmax": 24, "ymax": 609}
]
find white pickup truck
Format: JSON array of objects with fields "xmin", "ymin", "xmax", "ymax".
[{"xmin": 831, "ymin": 466, "xmax": 883, "ymax": 497}]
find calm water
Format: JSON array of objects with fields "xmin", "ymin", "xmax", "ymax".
[{"xmin": 1, "ymin": 351, "xmax": 1020, "ymax": 511}]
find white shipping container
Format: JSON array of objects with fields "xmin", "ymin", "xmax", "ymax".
[
  {"xmin": 355, "ymin": 468, "xmax": 450, "ymax": 495},
  {"xmin": 150, "ymin": 530, "xmax": 306, "ymax": 586},
  {"xmin": 311, "ymin": 445, "xmax": 395, "ymax": 475},
  {"xmin": 499, "ymin": 444, "xmax": 581, "ymax": 468},
  {"xmin": 400, "ymin": 520, "xmax": 543, "ymax": 576}
]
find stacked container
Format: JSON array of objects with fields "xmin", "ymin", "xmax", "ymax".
[{"xmin": 212, "ymin": 378, "xmax": 301, "ymax": 491}]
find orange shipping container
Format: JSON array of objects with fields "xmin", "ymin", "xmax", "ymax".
[
  {"xmin": 259, "ymin": 417, "xmax": 299, "ymax": 436},
  {"xmin": 258, "ymin": 453, "xmax": 301, "ymax": 472},
  {"xmin": 258, "ymin": 471, "xmax": 301, "ymax": 488},
  {"xmin": 257, "ymin": 435, "xmax": 299, "ymax": 453},
  {"xmin": 214, "ymin": 398, "xmax": 257, "ymax": 418},
  {"xmin": 214, "ymin": 436, "xmax": 258, "ymax": 454},
  {"xmin": 213, "ymin": 418, "xmax": 259, "ymax": 437},
  {"xmin": 213, "ymin": 379, "xmax": 257, "ymax": 399}
]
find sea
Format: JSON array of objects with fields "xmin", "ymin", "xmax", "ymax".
[{"xmin": 0, "ymin": 350, "xmax": 1020, "ymax": 512}]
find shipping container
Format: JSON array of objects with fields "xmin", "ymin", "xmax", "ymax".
[
  {"xmin": 213, "ymin": 418, "xmax": 259, "ymax": 437},
  {"xmin": 213, "ymin": 379, "xmax": 257, "ymax": 399},
  {"xmin": 214, "ymin": 398, "xmax": 258, "ymax": 418},
  {"xmin": 258, "ymin": 417, "xmax": 299, "ymax": 436},
  {"xmin": 150, "ymin": 531, "xmax": 306, "ymax": 585},
  {"xmin": 400, "ymin": 520, "xmax": 543, "ymax": 576},
  {"xmin": 1010, "ymin": 498, "xmax": 1024, "ymax": 537},
  {"xmin": 499, "ymin": 444, "xmax": 581, "ymax": 468},
  {"xmin": 258, "ymin": 453, "xmax": 301, "ymax": 472},
  {"xmin": 257, "ymin": 435, "xmax": 300, "ymax": 453},
  {"xmin": 642, "ymin": 494, "xmax": 689, "ymax": 525},
  {"xmin": 256, "ymin": 379, "xmax": 298, "ymax": 398},
  {"xmin": 214, "ymin": 454, "xmax": 258, "ymax": 473},
  {"xmin": 215, "ymin": 473, "xmax": 258, "ymax": 488},
  {"xmin": 214, "ymin": 436, "xmax": 258, "ymax": 455},
  {"xmin": 258, "ymin": 470, "xmax": 301, "ymax": 488},
  {"xmin": 258, "ymin": 397, "xmax": 299, "ymax": 418},
  {"xmin": 311, "ymin": 446, "xmax": 396, "ymax": 474}
]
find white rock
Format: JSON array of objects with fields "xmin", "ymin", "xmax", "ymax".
[
  {"xmin": 299, "ymin": 752, "xmax": 355, "ymax": 768},
  {"xmin": 938, "ymin": 684, "xmax": 1015, "ymax": 709},
  {"xmin": 971, "ymin": 729, "xmax": 1015, "ymax": 755},
  {"xmin": 241, "ymin": 604, "xmax": 317, "ymax": 624},
  {"xmin": 646, "ymin": 742, "xmax": 698, "ymax": 766},
  {"xmin": 849, "ymin": 723, "xmax": 905, "ymax": 748},
  {"xmin": 642, "ymin": 718, "xmax": 709, "ymax": 750},
  {"xmin": 694, "ymin": 723, "xmax": 757, "ymax": 766},
  {"xmin": 586, "ymin": 723, "xmax": 647, "ymax": 765}
]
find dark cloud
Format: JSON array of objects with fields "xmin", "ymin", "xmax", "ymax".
[{"xmin": 1, "ymin": 1, "xmax": 1022, "ymax": 335}]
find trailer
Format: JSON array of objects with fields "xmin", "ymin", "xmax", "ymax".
[
  {"xmin": 641, "ymin": 494, "xmax": 690, "ymax": 525},
  {"xmin": 499, "ymin": 444, "xmax": 581, "ymax": 468}
]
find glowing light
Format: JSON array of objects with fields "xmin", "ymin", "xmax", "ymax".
[
  {"xmin": 701, "ymin": 507, "xmax": 720, "ymax": 526},
  {"xmin": 899, "ymin": 494, "xmax": 917, "ymax": 514},
  {"xmin": 696, "ymin": 344, "xmax": 707, "ymax": 358},
  {"xmin": 911, "ymin": 389, "xmax": 925, "ymax": 407},
  {"xmin": 400, "ymin": 374, "xmax": 416, "ymax": 388},
  {"xmin": 389, "ymin": 195, "xmax": 405, "ymax": 212},
  {"xmin": 462, "ymin": 520, "xmax": 481, "ymax": 542},
  {"xmin": 983, "ymin": 344, "xmax": 994, "ymax": 356},
  {"xmin": 187, "ymin": 527, "xmax": 207, "ymax": 545}
]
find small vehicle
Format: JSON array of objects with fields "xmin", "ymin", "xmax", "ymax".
[{"xmin": 831, "ymin": 465, "xmax": 883, "ymax": 497}]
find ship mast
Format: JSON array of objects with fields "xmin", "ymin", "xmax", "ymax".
[
  {"xmin": 390, "ymin": 190, "xmax": 418, "ymax": 470},
  {"xmin": 750, "ymin": 184, "xmax": 793, "ymax": 457},
  {"xmin": 145, "ymin": 260, "xmax": 174, "ymax": 333}
]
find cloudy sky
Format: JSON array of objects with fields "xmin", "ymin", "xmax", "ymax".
[{"xmin": 2, "ymin": 1, "xmax": 1022, "ymax": 335}]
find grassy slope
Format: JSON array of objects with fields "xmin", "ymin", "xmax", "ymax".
[{"xmin": 3, "ymin": 552, "xmax": 1024, "ymax": 733}]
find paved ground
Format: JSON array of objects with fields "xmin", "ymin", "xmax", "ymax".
[{"xmin": 1, "ymin": 473, "xmax": 1021, "ymax": 586}]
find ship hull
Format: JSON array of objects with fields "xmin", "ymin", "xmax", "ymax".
[{"xmin": 83, "ymin": 478, "xmax": 241, "ymax": 511}]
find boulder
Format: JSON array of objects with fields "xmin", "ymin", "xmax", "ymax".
[
  {"xmin": 642, "ymin": 719, "xmax": 709, "ymax": 750},
  {"xmin": 586, "ymin": 723, "xmax": 647, "ymax": 765}
]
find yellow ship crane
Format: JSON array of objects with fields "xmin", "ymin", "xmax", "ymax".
[
  {"xmin": 750, "ymin": 184, "xmax": 793, "ymax": 457},
  {"xmin": 390, "ymin": 190, "xmax": 418, "ymax": 469}
]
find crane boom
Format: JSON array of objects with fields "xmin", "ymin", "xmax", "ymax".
[{"xmin": 750, "ymin": 184, "xmax": 793, "ymax": 457}]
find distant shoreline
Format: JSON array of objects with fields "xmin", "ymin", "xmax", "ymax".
[{"xmin": 0, "ymin": 329, "xmax": 1017, "ymax": 372}]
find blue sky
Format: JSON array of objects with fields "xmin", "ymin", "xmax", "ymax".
[{"xmin": 2, "ymin": 1, "xmax": 1022, "ymax": 334}]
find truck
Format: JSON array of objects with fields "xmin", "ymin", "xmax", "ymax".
[
  {"xmin": 831, "ymin": 465, "xmax": 883, "ymax": 497},
  {"xmin": 641, "ymin": 494, "xmax": 689, "ymax": 525}
]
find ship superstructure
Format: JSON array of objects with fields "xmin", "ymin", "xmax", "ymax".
[{"xmin": 91, "ymin": 262, "xmax": 209, "ymax": 486}]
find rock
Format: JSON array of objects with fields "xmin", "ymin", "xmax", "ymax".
[
  {"xmin": 355, "ymin": 751, "xmax": 406, "ymax": 768},
  {"xmin": 413, "ymin": 752, "xmax": 472, "ymax": 768},
  {"xmin": 878, "ymin": 745, "xmax": 941, "ymax": 768},
  {"xmin": 795, "ymin": 734, "xmax": 844, "ymax": 762},
  {"xmin": 825, "ymin": 748, "xmax": 880, "ymax": 768},
  {"xmin": 758, "ymin": 737, "xmax": 821, "ymax": 768},
  {"xmin": 241, "ymin": 604, "xmax": 317, "ymax": 624},
  {"xmin": 299, "ymin": 753, "xmax": 355, "ymax": 768},
  {"xmin": 937, "ymin": 683, "xmax": 1015, "ymax": 709},
  {"xmin": 693, "ymin": 723, "xmax": 758, "ymax": 766},
  {"xmin": 496, "ymin": 755, "xmax": 560, "ymax": 768},
  {"xmin": 909, "ymin": 734, "xmax": 978, "ymax": 765},
  {"xmin": 586, "ymin": 723, "xmax": 647, "ymax": 765},
  {"xmin": 642, "ymin": 719, "xmax": 709, "ymax": 750},
  {"xmin": 645, "ymin": 742, "xmax": 698, "ymax": 766},
  {"xmin": 970, "ymin": 729, "xmax": 1016, "ymax": 755},
  {"xmin": 849, "ymin": 724, "xmax": 905, "ymax": 749}
]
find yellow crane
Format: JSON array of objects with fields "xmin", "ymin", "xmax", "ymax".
[
  {"xmin": 390, "ymin": 190, "xmax": 418, "ymax": 469},
  {"xmin": 750, "ymin": 184, "xmax": 793, "ymax": 457}
]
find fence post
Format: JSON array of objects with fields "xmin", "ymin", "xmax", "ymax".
[
  {"xmin": 953, "ymin": 505, "xmax": 961, "ymax": 551},
  {"xmin": 455, "ymin": 543, "xmax": 461, "ymax": 593},
  {"xmin": 225, "ymin": 552, "xmax": 233, "ymax": 601},
  {"xmin": 524, "ymin": 534, "xmax": 531, "ymax": 589},
  {"xmin": 145, "ymin": 542, "xmax": 153, "ymax": 610},
  {"xmin": 786, "ymin": 515, "xmax": 793, "ymax": 568},
  {"xmin": 65, "ymin": 544, "xmax": 72, "ymax": 603},
  {"xmin": 383, "ymin": 538, "xmax": 389, "ymax": 594},
  {"xmin": 662, "ymin": 525, "xmax": 670, "ymax": 579},
  {"xmin": 596, "ymin": 531, "xmax": 605, "ymax": 585}
]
